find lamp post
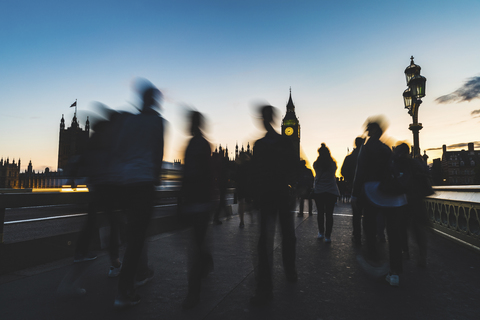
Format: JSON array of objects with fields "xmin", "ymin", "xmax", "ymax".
[{"xmin": 403, "ymin": 56, "xmax": 426, "ymax": 158}]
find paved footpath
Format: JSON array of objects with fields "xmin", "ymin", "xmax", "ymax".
[{"xmin": 1, "ymin": 202, "xmax": 479, "ymax": 320}]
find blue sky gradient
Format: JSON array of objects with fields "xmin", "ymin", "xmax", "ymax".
[{"xmin": 1, "ymin": 0, "xmax": 479, "ymax": 172}]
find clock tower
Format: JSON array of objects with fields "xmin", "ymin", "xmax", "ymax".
[{"xmin": 281, "ymin": 89, "xmax": 300, "ymax": 161}]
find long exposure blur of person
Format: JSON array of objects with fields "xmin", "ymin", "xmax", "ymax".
[
  {"xmin": 235, "ymin": 151, "xmax": 253, "ymax": 228},
  {"xmin": 395, "ymin": 143, "xmax": 433, "ymax": 267},
  {"xmin": 337, "ymin": 177, "xmax": 347, "ymax": 203},
  {"xmin": 57, "ymin": 106, "xmax": 125, "ymax": 298},
  {"xmin": 352, "ymin": 118, "xmax": 391, "ymax": 262},
  {"xmin": 341, "ymin": 137, "xmax": 365, "ymax": 245},
  {"xmin": 179, "ymin": 111, "xmax": 214, "ymax": 309},
  {"xmin": 250, "ymin": 105, "xmax": 297, "ymax": 306},
  {"xmin": 377, "ymin": 144, "xmax": 407, "ymax": 286},
  {"xmin": 297, "ymin": 160, "xmax": 314, "ymax": 218},
  {"xmin": 313, "ymin": 143, "xmax": 340, "ymax": 243},
  {"xmin": 212, "ymin": 150, "xmax": 229, "ymax": 224},
  {"xmin": 112, "ymin": 82, "xmax": 165, "ymax": 308}
]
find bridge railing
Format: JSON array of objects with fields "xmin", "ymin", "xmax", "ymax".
[
  {"xmin": 426, "ymin": 186, "xmax": 480, "ymax": 251},
  {"xmin": 0, "ymin": 189, "xmax": 180, "ymax": 244},
  {"xmin": 2, "ymin": 186, "xmax": 479, "ymax": 251}
]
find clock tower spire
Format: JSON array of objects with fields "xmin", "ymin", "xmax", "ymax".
[{"xmin": 281, "ymin": 89, "xmax": 300, "ymax": 161}]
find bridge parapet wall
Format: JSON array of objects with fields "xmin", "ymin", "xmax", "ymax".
[{"xmin": 426, "ymin": 186, "xmax": 480, "ymax": 251}]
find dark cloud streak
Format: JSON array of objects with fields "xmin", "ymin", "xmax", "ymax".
[
  {"xmin": 436, "ymin": 76, "xmax": 480, "ymax": 104},
  {"xmin": 425, "ymin": 141, "xmax": 480, "ymax": 151}
]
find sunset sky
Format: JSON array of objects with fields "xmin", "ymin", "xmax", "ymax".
[{"xmin": 1, "ymin": 0, "xmax": 479, "ymax": 174}]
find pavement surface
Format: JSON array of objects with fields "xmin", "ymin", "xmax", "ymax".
[{"xmin": 1, "ymin": 202, "xmax": 479, "ymax": 320}]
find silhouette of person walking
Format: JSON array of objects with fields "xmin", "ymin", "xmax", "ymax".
[
  {"xmin": 235, "ymin": 151, "xmax": 253, "ymax": 228},
  {"xmin": 179, "ymin": 110, "xmax": 214, "ymax": 309},
  {"xmin": 112, "ymin": 82, "xmax": 165, "ymax": 308},
  {"xmin": 395, "ymin": 143, "xmax": 433, "ymax": 267},
  {"xmin": 313, "ymin": 143, "xmax": 339, "ymax": 243},
  {"xmin": 352, "ymin": 118, "xmax": 391, "ymax": 261},
  {"xmin": 250, "ymin": 105, "xmax": 297, "ymax": 305},
  {"xmin": 297, "ymin": 160, "xmax": 314, "ymax": 217},
  {"xmin": 341, "ymin": 137, "xmax": 365, "ymax": 244}
]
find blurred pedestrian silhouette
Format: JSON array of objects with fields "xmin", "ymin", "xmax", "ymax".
[
  {"xmin": 296, "ymin": 160, "xmax": 314, "ymax": 217},
  {"xmin": 111, "ymin": 81, "xmax": 165, "ymax": 308},
  {"xmin": 341, "ymin": 137, "xmax": 364, "ymax": 244},
  {"xmin": 337, "ymin": 177, "xmax": 347, "ymax": 203},
  {"xmin": 352, "ymin": 118, "xmax": 391, "ymax": 262},
  {"xmin": 57, "ymin": 105, "xmax": 125, "ymax": 298},
  {"xmin": 235, "ymin": 151, "xmax": 253, "ymax": 228},
  {"xmin": 76, "ymin": 105, "xmax": 124, "ymax": 271},
  {"xmin": 250, "ymin": 105, "xmax": 297, "ymax": 305},
  {"xmin": 179, "ymin": 110, "xmax": 214, "ymax": 309},
  {"xmin": 394, "ymin": 143, "xmax": 433, "ymax": 267},
  {"xmin": 212, "ymin": 149, "xmax": 229, "ymax": 224},
  {"xmin": 313, "ymin": 143, "xmax": 340, "ymax": 243}
]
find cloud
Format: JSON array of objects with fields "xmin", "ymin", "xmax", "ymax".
[
  {"xmin": 425, "ymin": 141, "xmax": 480, "ymax": 151},
  {"xmin": 472, "ymin": 109, "xmax": 480, "ymax": 118},
  {"xmin": 436, "ymin": 76, "xmax": 480, "ymax": 104}
]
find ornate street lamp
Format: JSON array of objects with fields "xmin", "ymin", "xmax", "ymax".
[
  {"xmin": 404, "ymin": 56, "xmax": 426, "ymax": 159},
  {"xmin": 403, "ymin": 88, "xmax": 412, "ymax": 113}
]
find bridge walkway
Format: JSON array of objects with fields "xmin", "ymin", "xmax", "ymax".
[{"xmin": 0, "ymin": 202, "xmax": 479, "ymax": 320}]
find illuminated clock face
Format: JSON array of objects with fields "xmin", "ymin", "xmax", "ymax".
[{"xmin": 285, "ymin": 127, "xmax": 294, "ymax": 136}]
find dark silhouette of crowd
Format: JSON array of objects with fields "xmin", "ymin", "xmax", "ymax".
[{"xmin": 58, "ymin": 84, "xmax": 434, "ymax": 311}]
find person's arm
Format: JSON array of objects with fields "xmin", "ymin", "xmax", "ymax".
[{"xmin": 352, "ymin": 145, "xmax": 365, "ymax": 198}]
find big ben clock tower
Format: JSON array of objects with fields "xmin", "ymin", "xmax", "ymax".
[{"xmin": 281, "ymin": 89, "xmax": 300, "ymax": 161}]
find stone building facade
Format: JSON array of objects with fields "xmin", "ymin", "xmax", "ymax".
[{"xmin": 440, "ymin": 142, "xmax": 480, "ymax": 185}]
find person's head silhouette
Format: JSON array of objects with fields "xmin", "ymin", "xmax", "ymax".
[
  {"xmin": 141, "ymin": 86, "xmax": 162, "ymax": 113},
  {"xmin": 258, "ymin": 105, "xmax": 277, "ymax": 132},
  {"xmin": 189, "ymin": 111, "xmax": 204, "ymax": 137}
]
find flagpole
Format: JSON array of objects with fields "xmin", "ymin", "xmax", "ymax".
[{"xmin": 75, "ymin": 99, "xmax": 77, "ymax": 117}]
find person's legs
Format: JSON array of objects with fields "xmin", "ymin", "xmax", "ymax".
[
  {"xmin": 362, "ymin": 203, "xmax": 379, "ymax": 259},
  {"xmin": 308, "ymin": 196, "xmax": 313, "ymax": 216},
  {"xmin": 213, "ymin": 187, "xmax": 226, "ymax": 223},
  {"xmin": 410, "ymin": 199, "xmax": 428, "ymax": 266},
  {"xmin": 352, "ymin": 201, "xmax": 363, "ymax": 243},
  {"xmin": 117, "ymin": 184, "xmax": 154, "ymax": 297},
  {"xmin": 385, "ymin": 209, "xmax": 403, "ymax": 275},
  {"xmin": 183, "ymin": 210, "xmax": 211, "ymax": 308},
  {"xmin": 278, "ymin": 195, "xmax": 296, "ymax": 280},
  {"xmin": 376, "ymin": 213, "xmax": 386, "ymax": 242},
  {"xmin": 254, "ymin": 199, "xmax": 276, "ymax": 299},
  {"xmin": 324, "ymin": 193, "xmax": 337, "ymax": 238},
  {"xmin": 314, "ymin": 194, "xmax": 325, "ymax": 236},
  {"xmin": 298, "ymin": 197, "xmax": 305, "ymax": 217},
  {"xmin": 98, "ymin": 185, "xmax": 121, "ymax": 267},
  {"xmin": 238, "ymin": 198, "xmax": 245, "ymax": 226},
  {"xmin": 74, "ymin": 200, "xmax": 97, "ymax": 260},
  {"xmin": 399, "ymin": 206, "xmax": 410, "ymax": 256}
]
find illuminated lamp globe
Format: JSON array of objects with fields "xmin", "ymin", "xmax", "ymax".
[
  {"xmin": 409, "ymin": 75, "xmax": 426, "ymax": 99},
  {"xmin": 403, "ymin": 88, "xmax": 412, "ymax": 109}
]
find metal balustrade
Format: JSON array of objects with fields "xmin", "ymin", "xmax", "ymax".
[{"xmin": 425, "ymin": 186, "xmax": 480, "ymax": 251}]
